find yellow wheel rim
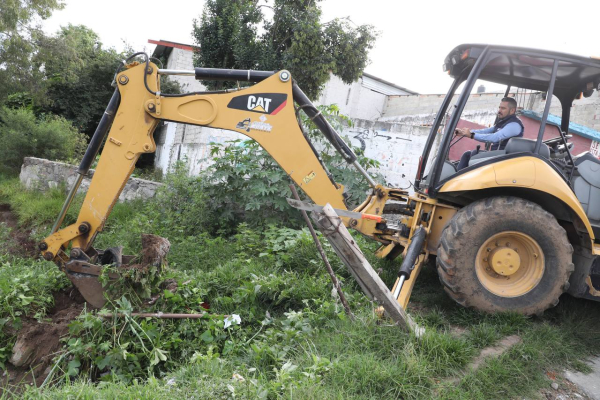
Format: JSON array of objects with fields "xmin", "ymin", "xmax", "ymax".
[{"xmin": 475, "ymin": 231, "xmax": 544, "ymax": 298}]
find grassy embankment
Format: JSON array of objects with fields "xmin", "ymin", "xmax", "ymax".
[{"xmin": 0, "ymin": 176, "xmax": 598, "ymax": 399}]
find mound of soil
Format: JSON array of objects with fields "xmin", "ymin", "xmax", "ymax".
[{"xmin": 1, "ymin": 289, "xmax": 85, "ymax": 391}]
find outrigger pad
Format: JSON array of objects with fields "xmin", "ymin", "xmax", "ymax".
[{"xmin": 313, "ymin": 204, "xmax": 422, "ymax": 334}]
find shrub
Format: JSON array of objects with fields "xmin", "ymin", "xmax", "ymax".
[
  {"xmin": 144, "ymin": 162, "xmax": 211, "ymax": 237},
  {"xmin": 0, "ymin": 107, "xmax": 87, "ymax": 173},
  {"xmin": 201, "ymin": 104, "xmax": 382, "ymax": 232}
]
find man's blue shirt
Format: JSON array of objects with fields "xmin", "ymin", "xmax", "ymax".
[{"xmin": 472, "ymin": 122, "xmax": 522, "ymax": 143}]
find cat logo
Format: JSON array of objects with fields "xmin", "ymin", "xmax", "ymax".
[{"xmin": 227, "ymin": 93, "xmax": 287, "ymax": 115}]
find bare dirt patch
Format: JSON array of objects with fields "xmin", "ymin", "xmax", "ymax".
[
  {"xmin": 467, "ymin": 334, "xmax": 522, "ymax": 370},
  {"xmin": 1, "ymin": 289, "xmax": 85, "ymax": 392},
  {"xmin": 0, "ymin": 204, "xmax": 37, "ymax": 258}
]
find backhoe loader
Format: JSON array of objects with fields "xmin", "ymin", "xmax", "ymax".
[{"xmin": 40, "ymin": 45, "xmax": 600, "ymax": 315}]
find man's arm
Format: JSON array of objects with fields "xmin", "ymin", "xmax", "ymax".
[
  {"xmin": 455, "ymin": 126, "xmax": 493, "ymax": 137},
  {"xmin": 472, "ymin": 122, "xmax": 521, "ymax": 143},
  {"xmin": 471, "ymin": 126, "xmax": 495, "ymax": 135}
]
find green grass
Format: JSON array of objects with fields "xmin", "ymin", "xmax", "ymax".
[{"xmin": 0, "ymin": 179, "xmax": 599, "ymax": 399}]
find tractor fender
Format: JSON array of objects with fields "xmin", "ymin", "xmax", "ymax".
[{"xmin": 439, "ymin": 156, "xmax": 595, "ymax": 246}]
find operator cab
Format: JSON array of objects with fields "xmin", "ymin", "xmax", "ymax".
[
  {"xmin": 417, "ymin": 44, "xmax": 600, "ymax": 239},
  {"xmin": 417, "ymin": 45, "xmax": 600, "ymax": 229}
]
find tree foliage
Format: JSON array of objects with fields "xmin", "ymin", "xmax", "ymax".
[
  {"xmin": 0, "ymin": 0, "xmax": 65, "ymax": 101},
  {"xmin": 193, "ymin": 0, "xmax": 378, "ymax": 99},
  {"xmin": 0, "ymin": 0, "xmax": 137, "ymax": 138},
  {"xmin": 193, "ymin": 0, "xmax": 263, "ymax": 72},
  {"xmin": 36, "ymin": 24, "xmax": 125, "ymax": 136}
]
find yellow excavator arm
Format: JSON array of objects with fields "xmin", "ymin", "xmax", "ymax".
[{"xmin": 40, "ymin": 55, "xmax": 428, "ymax": 308}]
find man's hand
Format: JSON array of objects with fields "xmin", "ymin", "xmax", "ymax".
[{"xmin": 455, "ymin": 128, "xmax": 472, "ymax": 138}]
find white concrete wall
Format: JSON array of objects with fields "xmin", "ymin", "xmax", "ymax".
[
  {"xmin": 317, "ymin": 73, "xmax": 411, "ymax": 121},
  {"xmin": 383, "ymin": 90, "xmax": 600, "ymax": 130},
  {"xmin": 342, "ymin": 120, "xmax": 436, "ymax": 189}
]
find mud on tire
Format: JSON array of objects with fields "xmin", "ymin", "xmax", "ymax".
[{"xmin": 436, "ymin": 196, "xmax": 574, "ymax": 315}]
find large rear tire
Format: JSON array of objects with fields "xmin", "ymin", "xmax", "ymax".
[{"xmin": 436, "ymin": 196, "xmax": 574, "ymax": 315}]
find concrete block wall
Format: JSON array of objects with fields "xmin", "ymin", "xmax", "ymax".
[
  {"xmin": 383, "ymin": 91, "xmax": 540, "ymax": 118},
  {"xmin": 381, "ymin": 109, "xmax": 499, "ymax": 128},
  {"xmin": 164, "ymin": 48, "xmax": 205, "ymax": 93},
  {"xmin": 19, "ymin": 157, "xmax": 162, "ymax": 202}
]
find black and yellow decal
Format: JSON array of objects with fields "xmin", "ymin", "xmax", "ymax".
[{"xmin": 227, "ymin": 93, "xmax": 288, "ymax": 115}]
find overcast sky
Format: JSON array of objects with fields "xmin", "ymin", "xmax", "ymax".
[{"xmin": 43, "ymin": 0, "xmax": 598, "ymax": 94}]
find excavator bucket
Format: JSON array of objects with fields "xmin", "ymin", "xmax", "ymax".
[{"xmin": 64, "ymin": 235, "xmax": 170, "ymax": 308}]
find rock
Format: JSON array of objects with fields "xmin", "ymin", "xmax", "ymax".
[
  {"xmin": 551, "ymin": 382, "xmax": 559, "ymax": 390},
  {"xmin": 9, "ymin": 337, "xmax": 36, "ymax": 367}
]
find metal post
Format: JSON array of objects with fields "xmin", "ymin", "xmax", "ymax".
[
  {"xmin": 534, "ymin": 60, "xmax": 559, "ymax": 154},
  {"xmin": 50, "ymin": 174, "xmax": 84, "ymax": 234},
  {"xmin": 158, "ymin": 69, "xmax": 195, "ymax": 76},
  {"xmin": 352, "ymin": 160, "xmax": 377, "ymax": 188},
  {"xmin": 392, "ymin": 275, "xmax": 406, "ymax": 299}
]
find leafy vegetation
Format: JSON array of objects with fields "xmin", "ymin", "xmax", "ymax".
[
  {"xmin": 35, "ymin": 24, "xmax": 127, "ymax": 136},
  {"xmin": 0, "ymin": 254, "xmax": 70, "ymax": 369},
  {"xmin": 193, "ymin": 0, "xmax": 378, "ymax": 99},
  {"xmin": 0, "ymin": 107, "xmax": 87, "ymax": 173},
  {"xmin": 0, "ymin": 177, "xmax": 598, "ymax": 398},
  {"xmin": 200, "ymin": 104, "xmax": 381, "ymax": 232},
  {"xmin": 0, "ymin": 0, "xmax": 65, "ymax": 102}
]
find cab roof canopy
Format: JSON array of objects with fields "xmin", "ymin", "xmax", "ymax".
[{"xmin": 445, "ymin": 44, "xmax": 600, "ymax": 102}]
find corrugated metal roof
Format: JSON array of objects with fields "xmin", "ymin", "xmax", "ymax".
[{"xmin": 520, "ymin": 109, "xmax": 600, "ymax": 142}]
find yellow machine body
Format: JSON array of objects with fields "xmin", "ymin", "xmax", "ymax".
[{"xmin": 41, "ymin": 59, "xmax": 600, "ymax": 312}]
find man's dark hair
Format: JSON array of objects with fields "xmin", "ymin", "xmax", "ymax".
[{"xmin": 501, "ymin": 97, "xmax": 518, "ymax": 110}]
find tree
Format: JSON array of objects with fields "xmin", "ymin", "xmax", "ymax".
[
  {"xmin": 193, "ymin": 0, "xmax": 378, "ymax": 99},
  {"xmin": 35, "ymin": 25, "xmax": 181, "ymax": 137},
  {"xmin": 34, "ymin": 24, "xmax": 125, "ymax": 136},
  {"xmin": 193, "ymin": 0, "xmax": 263, "ymax": 73},
  {"xmin": 0, "ymin": 0, "xmax": 65, "ymax": 101}
]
